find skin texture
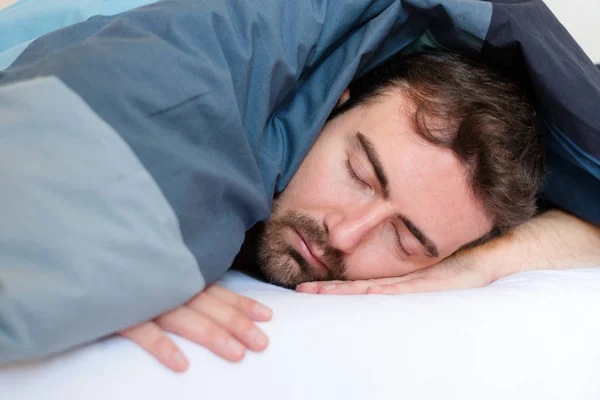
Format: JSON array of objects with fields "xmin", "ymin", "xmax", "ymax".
[{"xmin": 257, "ymin": 88, "xmax": 492, "ymax": 288}]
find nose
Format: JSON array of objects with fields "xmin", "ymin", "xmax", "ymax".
[{"xmin": 323, "ymin": 204, "xmax": 388, "ymax": 253}]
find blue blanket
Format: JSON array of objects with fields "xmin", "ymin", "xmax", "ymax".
[{"xmin": 0, "ymin": 0, "xmax": 599, "ymax": 363}]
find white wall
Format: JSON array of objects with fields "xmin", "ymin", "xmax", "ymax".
[{"xmin": 544, "ymin": 0, "xmax": 600, "ymax": 62}]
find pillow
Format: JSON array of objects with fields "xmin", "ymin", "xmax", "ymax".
[{"xmin": 2, "ymin": 269, "xmax": 600, "ymax": 400}]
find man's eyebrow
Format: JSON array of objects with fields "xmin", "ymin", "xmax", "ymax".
[
  {"xmin": 399, "ymin": 215, "xmax": 439, "ymax": 258},
  {"xmin": 355, "ymin": 132, "xmax": 390, "ymax": 199}
]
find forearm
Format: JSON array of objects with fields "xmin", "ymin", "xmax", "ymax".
[{"xmin": 487, "ymin": 209, "xmax": 600, "ymax": 282}]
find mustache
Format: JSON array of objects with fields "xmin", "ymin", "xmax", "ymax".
[{"xmin": 275, "ymin": 211, "xmax": 345, "ymax": 276}]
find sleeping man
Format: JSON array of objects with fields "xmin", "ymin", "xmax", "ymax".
[{"xmin": 118, "ymin": 51, "xmax": 600, "ymax": 372}]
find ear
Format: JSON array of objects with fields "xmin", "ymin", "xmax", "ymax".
[{"xmin": 336, "ymin": 88, "xmax": 351, "ymax": 107}]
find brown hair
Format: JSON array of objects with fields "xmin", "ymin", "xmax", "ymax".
[{"xmin": 329, "ymin": 51, "xmax": 544, "ymax": 249}]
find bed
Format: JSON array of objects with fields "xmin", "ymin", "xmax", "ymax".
[
  {"xmin": 0, "ymin": 1, "xmax": 599, "ymax": 399},
  {"xmin": 2, "ymin": 268, "xmax": 600, "ymax": 399}
]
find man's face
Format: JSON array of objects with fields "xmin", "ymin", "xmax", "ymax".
[{"xmin": 258, "ymin": 89, "xmax": 492, "ymax": 288}]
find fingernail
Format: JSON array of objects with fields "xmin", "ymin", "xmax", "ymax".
[
  {"xmin": 228, "ymin": 339, "xmax": 245, "ymax": 356},
  {"xmin": 323, "ymin": 284, "xmax": 337, "ymax": 290},
  {"xmin": 368, "ymin": 285, "xmax": 383, "ymax": 293},
  {"xmin": 171, "ymin": 351, "xmax": 188, "ymax": 371},
  {"xmin": 253, "ymin": 302, "xmax": 272, "ymax": 319},
  {"xmin": 248, "ymin": 328, "xmax": 268, "ymax": 348},
  {"xmin": 296, "ymin": 283, "xmax": 313, "ymax": 292}
]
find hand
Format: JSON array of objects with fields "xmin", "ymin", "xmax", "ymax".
[
  {"xmin": 119, "ymin": 284, "xmax": 272, "ymax": 372},
  {"xmin": 296, "ymin": 247, "xmax": 490, "ymax": 295}
]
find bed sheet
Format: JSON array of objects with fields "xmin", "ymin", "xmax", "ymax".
[
  {"xmin": 1, "ymin": 269, "xmax": 600, "ymax": 400},
  {"xmin": 0, "ymin": 0, "xmax": 157, "ymax": 69}
]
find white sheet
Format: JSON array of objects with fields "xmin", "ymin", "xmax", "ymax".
[{"xmin": 1, "ymin": 269, "xmax": 600, "ymax": 400}]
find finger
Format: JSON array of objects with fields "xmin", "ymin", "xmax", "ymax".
[
  {"xmin": 297, "ymin": 276, "xmax": 418, "ymax": 295},
  {"xmin": 316, "ymin": 280, "xmax": 373, "ymax": 295},
  {"xmin": 367, "ymin": 278, "xmax": 444, "ymax": 295},
  {"xmin": 119, "ymin": 321, "xmax": 189, "ymax": 373},
  {"xmin": 203, "ymin": 285, "xmax": 272, "ymax": 321},
  {"xmin": 156, "ymin": 306, "xmax": 247, "ymax": 362},
  {"xmin": 296, "ymin": 280, "xmax": 347, "ymax": 293},
  {"xmin": 187, "ymin": 292, "xmax": 269, "ymax": 352},
  {"xmin": 295, "ymin": 282, "xmax": 320, "ymax": 293},
  {"xmin": 320, "ymin": 276, "xmax": 429, "ymax": 294}
]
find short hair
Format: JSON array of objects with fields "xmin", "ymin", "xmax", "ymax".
[{"xmin": 329, "ymin": 51, "xmax": 544, "ymax": 249}]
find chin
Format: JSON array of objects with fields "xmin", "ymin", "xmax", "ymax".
[
  {"xmin": 258, "ymin": 253, "xmax": 328, "ymax": 289},
  {"xmin": 258, "ymin": 262, "xmax": 301, "ymax": 289}
]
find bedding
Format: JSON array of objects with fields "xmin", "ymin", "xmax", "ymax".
[
  {"xmin": 1, "ymin": 269, "xmax": 600, "ymax": 400},
  {"xmin": 0, "ymin": 0, "xmax": 157, "ymax": 65},
  {"xmin": 0, "ymin": 0, "xmax": 599, "ymax": 368}
]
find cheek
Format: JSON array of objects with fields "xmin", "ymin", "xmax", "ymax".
[
  {"xmin": 279, "ymin": 171, "xmax": 334, "ymax": 212},
  {"xmin": 343, "ymin": 244, "xmax": 438, "ymax": 280},
  {"xmin": 280, "ymin": 154, "xmax": 349, "ymax": 210},
  {"xmin": 342, "ymin": 244, "xmax": 400, "ymax": 280}
]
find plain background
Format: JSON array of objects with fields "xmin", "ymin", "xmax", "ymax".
[{"xmin": 545, "ymin": 0, "xmax": 599, "ymax": 62}]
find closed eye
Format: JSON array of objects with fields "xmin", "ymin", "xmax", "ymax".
[
  {"xmin": 393, "ymin": 226, "xmax": 411, "ymax": 257},
  {"xmin": 346, "ymin": 158, "xmax": 371, "ymax": 189}
]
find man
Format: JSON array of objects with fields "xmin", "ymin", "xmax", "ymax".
[
  {"xmin": 256, "ymin": 51, "xmax": 542, "ymax": 289},
  {"xmin": 119, "ymin": 50, "xmax": 600, "ymax": 372}
]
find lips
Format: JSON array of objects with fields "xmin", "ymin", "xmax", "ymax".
[{"xmin": 294, "ymin": 229, "xmax": 329, "ymax": 272}]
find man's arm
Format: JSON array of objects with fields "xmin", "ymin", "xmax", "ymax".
[
  {"xmin": 485, "ymin": 209, "xmax": 600, "ymax": 280},
  {"xmin": 297, "ymin": 209, "xmax": 600, "ymax": 295}
]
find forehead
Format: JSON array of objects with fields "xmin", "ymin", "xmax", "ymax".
[{"xmin": 351, "ymin": 91, "xmax": 492, "ymax": 252}]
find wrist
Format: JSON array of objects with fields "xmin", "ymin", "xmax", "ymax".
[
  {"xmin": 482, "ymin": 228, "xmax": 533, "ymax": 282},
  {"xmin": 473, "ymin": 213, "xmax": 557, "ymax": 283},
  {"xmin": 534, "ymin": 209, "xmax": 600, "ymax": 267}
]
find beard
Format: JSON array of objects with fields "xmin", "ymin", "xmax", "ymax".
[{"xmin": 256, "ymin": 208, "xmax": 346, "ymax": 289}]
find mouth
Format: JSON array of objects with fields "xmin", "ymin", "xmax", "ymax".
[{"xmin": 293, "ymin": 228, "xmax": 329, "ymax": 272}]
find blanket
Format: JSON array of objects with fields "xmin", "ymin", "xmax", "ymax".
[{"xmin": 0, "ymin": 0, "xmax": 599, "ymax": 364}]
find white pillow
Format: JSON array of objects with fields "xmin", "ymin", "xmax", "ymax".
[{"xmin": 2, "ymin": 269, "xmax": 600, "ymax": 400}]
